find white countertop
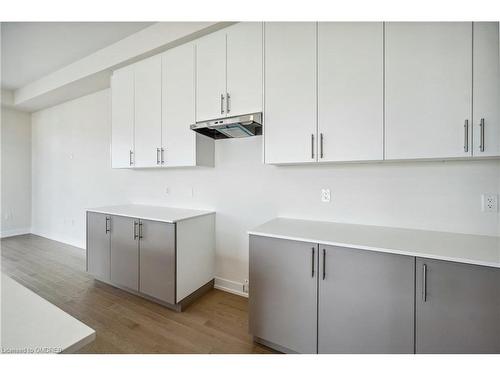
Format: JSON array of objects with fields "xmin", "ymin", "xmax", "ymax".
[
  {"xmin": 87, "ymin": 204, "xmax": 214, "ymax": 223},
  {"xmin": 1, "ymin": 274, "xmax": 95, "ymax": 354},
  {"xmin": 248, "ymin": 218, "xmax": 500, "ymax": 268}
]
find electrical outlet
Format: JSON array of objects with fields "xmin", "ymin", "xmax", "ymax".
[
  {"xmin": 243, "ymin": 279, "xmax": 249, "ymax": 293},
  {"xmin": 321, "ymin": 189, "xmax": 331, "ymax": 203},
  {"xmin": 482, "ymin": 194, "xmax": 498, "ymax": 213}
]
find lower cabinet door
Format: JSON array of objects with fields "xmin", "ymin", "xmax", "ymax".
[
  {"xmin": 110, "ymin": 215, "xmax": 139, "ymax": 291},
  {"xmin": 318, "ymin": 245, "xmax": 415, "ymax": 353},
  {"xmin": 139, "ymin": 220, "xmax": 176, "ymax": 304},
  {"xmin": 416, "ymin": 258, "xmax": 500, "ymax": 353},
  {"xmin": 249, "ymin": 236, "xmax": 318, "ymax": 353},
  {"xmin": 87, "ymin": 212, "xmax": 111, "ymax": 281}
]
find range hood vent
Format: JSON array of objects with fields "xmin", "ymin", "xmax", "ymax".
[{"xmin": 190, "ymin": 112, "xmax": 262, "ymax": 139}]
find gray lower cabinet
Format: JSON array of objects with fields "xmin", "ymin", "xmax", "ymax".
[
  {"xmin": 415, "ymin": 258, "xmax": 500, "ymax": 353},
  {"xmin": 139, "ymin": 219, "xmax": 176, "ymax": 304},
  {"xmin": 249, "ymin": 235, "xmax": 318, "ymax": 353},
  {"xmin": 318, "ymin": 245, "xmax": 415, "ymax": 353},
  {"xmin": 86, "ymin": 212, "xmax": 111, "ymax": 281},
  {"xmin": 110, "ymin": 215, "xmax": 139, "ymax": 291}
]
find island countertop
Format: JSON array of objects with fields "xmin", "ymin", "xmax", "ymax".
[
  {"xmin": 86, "ymin": 204, "xmax": 214, "ymax": 223},
  {"xmin": 248, "ymin": 217, "xmax": 500, "ymax": 268}
]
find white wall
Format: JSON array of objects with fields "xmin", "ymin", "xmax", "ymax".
[
  {"xmin": 1, "ymin": 106, "xmax": 32, "ymax": 237},
  {"xmin": 31, "ymin": 89, "xmax": 500, "ymax": 289}
]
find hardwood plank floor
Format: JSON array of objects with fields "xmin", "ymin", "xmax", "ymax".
[{"xmin": 1, "ymin": 234, "xmax": 275, "ymax": 354}]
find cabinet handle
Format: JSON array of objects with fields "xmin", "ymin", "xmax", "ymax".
[
  {"xmin": 226, "ymin": 92, "xmax": 231, "ymax": 114},
  {"xmin": 138, "ymin": 221, "xmax": 143, "ymax": 239},
  {"xmin": 479, "ymin": 118, "xmax": 485, "ymax": 152},
  {"xmin": 133, "ymin": 221, "xmax": 138, "ymax": 240},
  {"xmin": 422, "ymin": 264, "xmax": 427, "ymax": 302},
  {"xmin": 161, "ymin": 148, "xmax": 165, "ymax": 164},
  {"xmin": 129, "ymin": 150, "xmax": 134, "ymax": 166},
  {"xmin": 105, "ymin": 217, "xmax": 110, "ymax": 233},
  {"xmin": 156, "ymin": 148, "xmax": 160, "ymax": 165},
  {"xmin": 220, "ymin": 94, "xmax": 225, "ymax": 115},
  {"xmin": 311, "ymin": 247, "xmax": 315, "ymax": 277},
  {"xmin": 322, "ymin": 249, "xmax": 326, "ymax": 280},
  {"xmin": 320, "ymin": 133, "xmax": 324, "ymax": 159},
  {"xmin": 464, "ymin": 120, "xmax": 469, "ymax": 153},
  {"xmin": 311, "ymin": 134, "xmax": 315, "ymax": 159}
]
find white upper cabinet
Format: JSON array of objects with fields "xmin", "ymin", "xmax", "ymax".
[
  {"xmin": 111, "ymin": 66, "xmax": 135, "ymax": 168},
  {"xmin": 196, "ymin": 22, "xmax": 263, "ymax": 122},
  {"xmin": 264, "ymin": 22, "xmax": 317, "ymax": 164},
  {"xmin": 162, "ymin": 43, "xmax": 214, "ymax": 167},
  {"xmin": 226, "ymin": 22, "xmax": 263, "ymax": 116},
  {"xmin": 196, "ymin": 30, "xmax": 226, "ymax": 122},
  {"xmin": 385, "ymin": 22, "xmax": 473, "ymax": 160},
  {"xmin": 318, "ymin": 22, "xmax": 384, "ymax": 162},
  {"xmin": 134, "ymin": 55, "xmax": 162, "ymax": 168},
  {"xmin": 473, "ymin": 22, "xmax": 500, "ymax": 157}
]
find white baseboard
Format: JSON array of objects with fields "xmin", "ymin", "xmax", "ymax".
[
  {"xmin": 214, "ymin": 277, "xmax": 248, "ymax": 298},
  {"xmin": 30, "ymin": 229, "xmax": 85, "ymax": 250},
  {"xmin": 0, "ymin": 227, "xmax": 31, "ymax": 238}
]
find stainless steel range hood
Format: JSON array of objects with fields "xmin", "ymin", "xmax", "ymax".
[{"xmin": 190, "ymin": 112, "xmax": 262, "ymax": 139}]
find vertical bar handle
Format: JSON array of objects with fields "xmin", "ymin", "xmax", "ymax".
[
  {"xmin": 320, "ymin": 133, "xmax": 324, "ymax": 159},
  {"xmin": 133, "ymin": 221, "xmax": 138, "ymax": 240},
  {"xmin": 161, "ymin": 148, "xmax": 165, "ymax": 164},
  {"xmin": 322, "ymin": 249, "xmax": 326, "ymax": 280},
  {"xmin": 129, "ymin": 150, "xmax": 134, "ymax": 166},
  {"xmin": 479, "ymin": 118, "xmax": 485, "ymax": 152},
  {"xmin": 138, "ymin": 221, "xmax": 143, "ymax": 239},
  {"xmin": 311, "ymin": 134, "xmax": 315, "ymax": 159},
  {"xmin": 226, "ymin": 93, "xmax": 231, "ymax": 114},
  {"xmin": 220, "ymin": 94, "xmax": 225, "ymax": 115},
  {"xmin": 464, "ymin": 120, "xmax": 469, "ymax": 153},
  {"xmin": 422, "ymin": 264, "xmax": 427, "ymax": 302},
  {"xmin": 105, "ymin": 217, "xmax": 110, "ymax": 233},
  {"xmin": 156, "ymin": 148, "xmax": 160, "ymax": 165},
  {"xmin": 311, "ymin": 247, "xmax": 315, "ymax": 277}
]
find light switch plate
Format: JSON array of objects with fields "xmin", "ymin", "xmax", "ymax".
[
  {"xmin": 321, "ymin": 189, "xmax": 331, "ymax": 203},
  {"xmin": 482, "ymin": 194, "xmax": 498, "ymax": 213}
]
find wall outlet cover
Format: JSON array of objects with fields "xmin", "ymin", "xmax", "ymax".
[
  {"xmin": 481, "ymin": 194, "xmax": 498, "ymax": 213},
  {"xmin": 321, "ymin": 189, "xmax": 331, "ymax": 203}
]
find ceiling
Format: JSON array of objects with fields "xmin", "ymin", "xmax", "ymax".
[{"xmin": 1, "ymin": 22, "xmax": 153, "ymax": 90}]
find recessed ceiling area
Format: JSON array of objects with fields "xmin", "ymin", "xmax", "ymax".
[{"xmin": 1, "ymin": 22, "xmax": 153, "ymax": 90}]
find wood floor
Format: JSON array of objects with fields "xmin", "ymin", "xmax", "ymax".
[{"xmin": 1, "ymin": 234, "xmax": 275, "ymax": 354}]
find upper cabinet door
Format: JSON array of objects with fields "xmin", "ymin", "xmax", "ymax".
[
  {"xmin": 473, "ymin": 22, "xmax": 500, "ymax": 157},
  {"xmin": 318, "ymin": 22, "xmax": 383, "ymax": 162},
  {"xmin": 111, "ymin": 66, "xmax": 135, "ymax": 168},
  {"xmin": 385, "ymin": 22, "xmax": 472, "ymax": 160},
  {"xmin": 196, "ymin": 31, "xmax": 227, "ymax": 122},
  {"xmin": 162, "ymin": 43, "xmax": 197, "ymax": 167},
  {"xmin": 134, "ymin": 56, "xmax": 162, "ymax": 168},
  {"xmin": 226, "ymin": 22, "xmax": 263, "ymax": 116},
  {"xmin": 264, "ymin": 22, "xmax": 317, "ymax": 164}
]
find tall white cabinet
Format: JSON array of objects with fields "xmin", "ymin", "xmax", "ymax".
[
  {"xmin": 134, "ymin": 55, "xmax": 162, "ymax": 168},
  {"xmin": 196, "ymin": 22, "xmax": 263, "ymax": 122},
  {"xmin": 317, "ymin": 22, "xmax": 384, "ymax": 162},
  {"xmin": 111, "ymin": 66, "xmax": 135, "ymax": 168},
  {"xmin": 385, "ymin": 22, "xmax": 473, "ymax": 160},
  {"xmin": 473, "ymin": 22, "xmax": 500, "ymax": 157},
  {"xmin": 264, "ymin": 22, "xmax": 317, "ymax": 164}
]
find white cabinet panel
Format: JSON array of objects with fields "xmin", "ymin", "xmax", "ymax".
[
  {"xmin": 385, "ymin": 22, "xmax": 472, "ymax": 160},
  {"xmin": 226, "ymin": 22, "xmax": 263, "ymax": 116},
  {"xmin": 264, "ymin": 22, "xmax": 317, "ymax": 164},
  {"xmin": 318, "ymin": 22, "xmax": 383, "ymax": 162},
  {"xmin": 134, "ymin": 56, "xmax": 162, "ymax": 168},
  {"xmin": 162, "ymin": 44, "xmax": 197, "ymax": 167},
  {"xmin": 111, "ymin": 66, "xmax": 134, "ymax": 168},
  {"xmin": 196, "ymin": 31, "xmax": 226, "ymax": 122},
  {"xmin": 473, "ymin": 22, "xmax": 500, "ymax": 157}
]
